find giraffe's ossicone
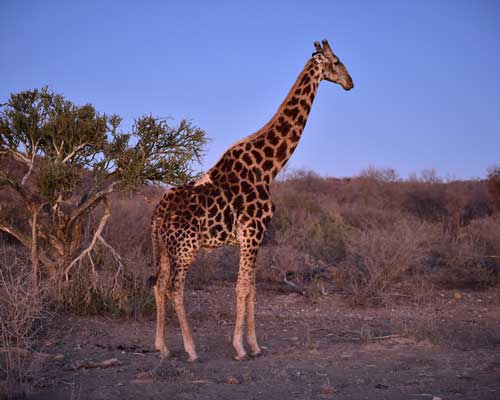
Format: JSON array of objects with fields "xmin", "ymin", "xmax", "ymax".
[{"xmin": 150, "ymin": 39, "xmax": 353, "ymax": 361}]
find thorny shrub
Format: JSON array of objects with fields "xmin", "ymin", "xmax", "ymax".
[
  {"xmin": 0, "ymin": 246, "xmax": 49, "ymax": 397},
  {"xmin": 334, "ymin": 220, "xmax": 435, "ymax": 306},
  {"xmin": 431, "ymin": 217, "xmax": 500, "ymax": 289}
]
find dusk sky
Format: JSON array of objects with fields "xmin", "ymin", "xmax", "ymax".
[{"xmin": 1, "ymin": 0, "xmax": 499, "ymax": 179}]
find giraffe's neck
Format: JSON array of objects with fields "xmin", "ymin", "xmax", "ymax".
[{"xmin": 207, "ymin": 57, "xmax": 323, "ymax": 185}]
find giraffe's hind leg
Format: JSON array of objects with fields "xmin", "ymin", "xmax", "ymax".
[
  {"xmin": 153, "ymin": 251, "xmax": 171, "ymax": 356},
  {"xmin": 171, "ymin": 243, "xmax": 200, "ymax": 362}
]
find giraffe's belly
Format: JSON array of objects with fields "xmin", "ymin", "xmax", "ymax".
[
  {"xmin": 199, "ymin": 223, "xmax": 239, "ymax": 248},
  {"xmin": 200, "ymin": 236, "xmax": 239, "ymax": 249}
]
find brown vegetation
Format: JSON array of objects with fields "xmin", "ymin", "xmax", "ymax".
[
  {"xmin": 27, "ymin": 167, "xmax": 496, "ymax": 316},
  {"xmin": 0, "ymin": 246, "xmax": 49, "ymax": 396}
]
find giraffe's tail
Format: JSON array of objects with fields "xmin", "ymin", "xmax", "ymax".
[{"xmin": 147, "ymin": 215, "xmax": 160, "ymax": 288}]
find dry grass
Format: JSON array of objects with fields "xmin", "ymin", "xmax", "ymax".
[
  {"xmin": 431, "ymin": 216, "xmax": 500, "ymax": 288},
  {"xmin": 334, "ymin": 220, "xmax": 435, "ymax": 306},
  {"xmin": 0, "ymin": 246, "xmax": 49, "ymax": 398}
]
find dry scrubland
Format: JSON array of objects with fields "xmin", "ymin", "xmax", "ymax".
[{"xmin": 2, "ymin": 168, "xmax": 500, "ymax": 399}]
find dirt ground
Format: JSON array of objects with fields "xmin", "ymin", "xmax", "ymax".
[{"xmin": 23, "ymin": 285, "xmax": 500, "ymax": 400}]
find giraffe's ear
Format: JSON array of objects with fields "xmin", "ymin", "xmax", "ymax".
[
  {"xmin": 321, "ymin": 39, "xmax": 340, "ymax": 63},
  {"xmin": 313, "ymin": 41, "xmax": 322, "ymax": 53}
]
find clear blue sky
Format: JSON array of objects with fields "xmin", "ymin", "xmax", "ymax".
[{"xmin": 1, "ymin": 0, "xmax": 499, "ymax": 179}]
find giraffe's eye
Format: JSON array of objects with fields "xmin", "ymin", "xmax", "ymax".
[{"xmin": 333, "ymin": 60, "xmax": 340, "ymax": 66}]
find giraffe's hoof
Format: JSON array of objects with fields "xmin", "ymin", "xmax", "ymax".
[
  {"xmin": 250, "ymin": 349, "xmax": 263, "ymax": 358},
  {"xmin": 155, "ymin": 343, "xmax": 170, "ymax": 357},
  {"xmin": 158, "ymin": 349, "xmax": 170, "ymax": 358},
  {"xmin": 233, "ymin": 352, "xmax": 249, "ymax": 361},
  {"xmin": 187, "ymin": 354, "xmax": 200, "ymax": 363}
]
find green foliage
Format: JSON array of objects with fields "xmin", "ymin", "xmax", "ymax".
[
  {"xmin": 36, "ymin": 161, "xmax": 80, "ymax": 202},
  {"xmin": 0, "ymin": 87, "xmax": 209, "ymax": 280},
  {"xmin": 0, "ymin": 87, "xmax": 208, "ymax": 200}
]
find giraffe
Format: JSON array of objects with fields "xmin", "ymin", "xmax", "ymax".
[{"xmin": 150, "ymin": 39, "xmax": 353, "ymax": 361}]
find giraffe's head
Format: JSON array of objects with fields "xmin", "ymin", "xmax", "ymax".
[{"xmin": 313, "ymin": 39, "xmax": 354, "ymax": 91}]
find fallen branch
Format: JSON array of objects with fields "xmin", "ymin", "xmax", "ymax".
[
  {"xmin": 370, "ymin": 334, "xmax": 407, "ymax": 341},
  {"xmin": 270, "ymin": 257, "xmax": 305, "ymax": 296},
  {"xmin": 65, "ymin": 357, "xmax": 122, "ymax": 371},
  {"xmin": 0, "ymin": 347, "xmax": 64, "ymax": 360}
]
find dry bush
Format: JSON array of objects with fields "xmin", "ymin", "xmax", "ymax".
[
  {"xmin": 487, "ymin": 166, "xmax": 500, "ymax": 212},
  {"xmin": 402, "ymin": 182, "xmax": 448, "ymax": 222},
  {"xmin": 339, "ymin": 204, "xmax": 401, "ymax": 230},
  {"xmin": 431, "ymin": 217, "xmax": 500, "ymax": 288},
  {"xmin": 456, "ymin": 181, "xmax": 492, "ymax": 225},
  {"xmin": 41, "ymin": 169, "xmax": 499, "ymax": 315},
  {"xmin": 105, "ymin": 189, "xmax": 161, "ymax": 255},
  {"xmin": 334, "ymin": 220, "xmax": 435, "ymax": 306},
  {"xmin": 271, "ymin": 182, "xmax": 346, "ymax": 265},
  {"xmin": 190, "ymin": 247, "xmax": 239, "ymax": 287},
  {"xmin": 0, "ymin": 246, "xmax": 48, "ymax": 397},
  {"xmin": 358, "ymin": 166, "xmax": 399, "ymax": 183},
  {"xmin": 52, "ymin": 189, "xmax": 161, "ymax": 317},
  {"xmin": 57, "ymin": 245, "xmax": 155, "ymax": 317}
]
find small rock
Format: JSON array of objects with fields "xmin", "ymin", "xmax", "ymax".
[
  {"xmin": 135, "ymin": 371, "xmax": 154, "ymax": 380},
  {"xmin": 453, "ymin": 292, "xmax": 462, "ymax": 300},
  {"xmin": 432, "ymin": 397, "xmax": 442, "ymax": 400},
  {"xmin": 320, "ymin": 384, "xmax": 336, "ymax": 394},
  {"xmin": 227, "ymin": 377, "xmax": 240, "ymax": 384},
  {"xmin": 375, "ymin": 383, "xmax": 388, "ymax": 389},
  {"xmin": 100, "ymin": 358, "xmax": 121, "ymax": 368}
]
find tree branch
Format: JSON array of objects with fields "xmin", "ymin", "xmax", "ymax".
[
  {"xmin": 0, "ymin": 223, "xmax": 56, "ymax": 272},
  {"xmin": 270, "ymin": 257, "xmax": 305, "ymax": 296},
  {"xmin": 21, "ymin": 140, "xmax": 39, "ymax": 186},
  {"xmin": 62, "ymin": 142, "xmax": 89, "ymax": 163},
  {"xmin": 0, "ymin": 171, "xmax": 35, "ymax": 208},
  {"xmin": 0, "ymin": 223, "xmax": 31, "ymax": 248},
  {"xmin": 64, "ymin": 197, "xmax": 123, "ymax": 286},
  {"xmin": 66, "ymin": 181, "xmax": 119, "ymax": 230},
  {"xmin": 0, "ymin": 149, "xmax": 31, "ymax": 166}
]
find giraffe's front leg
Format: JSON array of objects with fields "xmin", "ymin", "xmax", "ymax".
[
  {"xmin": 246, "ymin": 277, "xmax": 262, "ymax": 357},
  {"xmin": 233, "ymin": 280, "xmax": 250, "ymax": 360}
]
